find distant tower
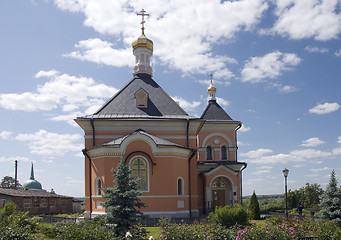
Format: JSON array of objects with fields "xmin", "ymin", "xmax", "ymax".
[
  {"xmin": 22, "ymin": 162, "xmax": 43, "ymax": 191},
  {"xmin": 207, "ymin": 74, "xmax": 216, "ymax": 101},
  {"xmin": 132, "ymin": 9, "xmax": 153, "ymax": 76}
]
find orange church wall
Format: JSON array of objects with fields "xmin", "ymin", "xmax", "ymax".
[{"xmin": 82, "ymin": 119, "xmax": 242, "ymax": 217}]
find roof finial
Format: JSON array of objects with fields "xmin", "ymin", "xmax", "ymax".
[
  {"xmin": 137, "ymin": 9, "xmax": 149, "ymax": 35},
  {"xmin": 207, "ymin": 73, "xmax": 216, "ymax": 101},
  {"xmin": 30, "ymin": 162, "xmax": 35, "ymax": 180}
]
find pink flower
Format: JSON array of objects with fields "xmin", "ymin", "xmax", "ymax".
[{"xmin": 266, "ymin": 231, "xmax": 269, "ymax": 234}]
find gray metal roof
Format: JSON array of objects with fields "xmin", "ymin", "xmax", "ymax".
[
  {"xmin": 78, "ymin": 73, "xmax": 196, "ymax": 120},
  {"xmin": 101, "ymin": 129, "xmax": 185, "ymax": 148},
  {"xmin": 0, "ymin": 188, "xmax": 72, "ymax": 198},
  {"xmin": 200, "ymin": 100, "xmax": 233, "ymax": 121}
]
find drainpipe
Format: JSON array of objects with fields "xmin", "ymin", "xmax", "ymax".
[
  {"xmin": 186, "ymin": 119, "xmax": 192, "ymax": 218},
  {"xmin": 235, "ymin": 123, "xmax": 241, "ymax": 162},
  {"xmin": 82, "ymin": 149, "xmax": 92, "ymax": 219},
  {"xmin": 235, "ymin": 123, "xmax": 245, "ymax": 205},
  {"xmin": 14, "ymin": 160, "xmax": 18, "ymax": 189},
  {"xmin": 90, "ymin": 118, "xmax": 95, "ymax": 146}
]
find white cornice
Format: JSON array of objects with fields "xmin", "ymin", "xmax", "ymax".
[
  {"xmin": 75, "ymin": 119, "xmax": 203, "ymax": 132},
  {"xmin": 205, "ymin": 165, "xmax": 238, "ymax": 177}
]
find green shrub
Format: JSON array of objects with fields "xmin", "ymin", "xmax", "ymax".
[
  {"xmin": 0, "ymin": 202, "xmax": 40, "ymax": 240},
  {"xmin": 294, "ymin": 219, "xmax": 341, "ymax": 240},
  {"xmin": 158, "ymin": 220, "xmax": 233, "ymax": 240},
  {"xmin": 36, "ymin": 223, "xmax": 57, "ymax": 238},
  {"xmin": 208, "ymin": 204, "xmax": 249, "ymax": 227},
  {"xmin": 235, "ymin": 222, "xmax": 297, "ymax": 240},
  {"xmin": 0, "ymin": 226, "xmax": 33, "ymax": 240},
  {"xmin": 54, "ymin": 220, "xmax": 115, "ymax": 240}
]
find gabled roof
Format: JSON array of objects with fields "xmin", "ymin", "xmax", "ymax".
[
  {"xmin": 200, "ymin": 100, "xmax": 233, "ymax": 121},
  {"xmin": 102, "ymin": 129, "xmax": 185, "ymax": 148},
  {"xmin": 0, "ymin": 188, "xmax": 72, "ymax": 199},
  {"xmin": 78, "ymin": 73, "xmax": 196, "ymax": 120}
]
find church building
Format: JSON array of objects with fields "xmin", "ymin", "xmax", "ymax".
[{"xmin": 75, "ymin": 11, "xmax": 247, "ymax": 219}]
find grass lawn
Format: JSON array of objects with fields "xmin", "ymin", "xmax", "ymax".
[{"xmin": 145, "ymin": 227, "xmax": 161, "ymax": 238}]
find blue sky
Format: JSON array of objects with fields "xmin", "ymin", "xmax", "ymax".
[{"xmin": 0, "ymin": 0, "xmax": 340, "ymax": 197}]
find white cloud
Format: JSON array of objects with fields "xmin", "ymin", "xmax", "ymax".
[
  {"xmin": 171, "ymin": 96, "xmax": 200, "ymax": 113},
  {"xmin": 310, "ymin": 167, "xmax": 331, "ymax": 173},
  {"xmin": 335, "ymin": 49, "xmax": 341, "ymax": 57},
  {"xmin": 216, "ymin": 97, "xmax": 230, "ymax": 107},
  {"xmin": 304, "ymin": 46, "xmax": 329, "ymax": 53},
  {"xmin": 270, "ymin": 0, "xmax": 341, "ymax": 41},
  {"xmin": 0, "ymin": 70, "xmax": 117, "ymax": 124},
  {"xmin": 55, "ymin": 0, "xmax": 268, "ymax": 79},
  {"xmin": 290, "ymin": 149, "xmax": 332, "ymax": 159},
  {"xmin": 63, "ymin": 38, "xmax": 133, "ymax": 67},
  {"xmin": 0, "ymin": 131, "xmax": 13, "ymax": 140},
  {"xmin": 333, "ymin": 148, "xmax": 341, "ymax": 155},
  {"xmin": 239, "ymin": 125, "xmax": 251, "ymax": 133},
  {"xmin": 240, "ymin": 148, "xmax": 273, "ymax": 158},
  {"xmin": 338, "ymin": 137, "xmax": 341, "ymax": 144},
  {"xmin": 279, "ymin": 85, "xmax": 297, "ymax": 93},
  {"xmin": 300, "ymin": 137, "xmax": 325, "ymax": 147},
  {"xmin": 309, "ymin": 102, "xmax": 340, "ymax": 114},
  {"xmin": 248, "ymin": 153, "xmax": 298, "ymax": 164},
  {"xmin": 15, "ymin": 130, "xmax": 83, "ymax": 157},
  {"xmin": 242, "ymin": 147, "xmax": 332, "ymax": 165},
  {"xmin": 241, "ymin": 51, "xmax": 302, "ymax": 83},
  {"xmin": 0, "ymin": 156, "xmax": 31, "ymax": 163},
  {"xmin": 251, "ymin": 169, "xmax": 271, "ymax": 175}
]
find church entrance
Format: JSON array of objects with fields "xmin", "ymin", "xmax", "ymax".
[
  {"xmin": 212, "ymin": 189, "xmax": 225, "ymax": 207},
  {"xmin": 211, "ymin": 176, "xmax": 232, "ymax": 209}
]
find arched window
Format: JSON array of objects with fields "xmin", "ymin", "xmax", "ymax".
[
  {"xmin": 95, "ymin": 178, "xmax": 102, "ymax": 196},
  {"xmin": 130, "ymin": 157, "xmax": 148, "ymax": 191},
  {"xmin": 177, "ymin": 178, "xmax": 184, "ymax": 195},
  {"xmin": 206, "ymin": 146, "xmax": 213, "ymax": 160},
  {"xmin": 221, "ymin": 146, "xmax": 228, "ymax": 160}
]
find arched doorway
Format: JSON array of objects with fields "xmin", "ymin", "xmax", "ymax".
[{"xmin": 211, "ymin": 176, "xmax": 232, "ymax": 208}]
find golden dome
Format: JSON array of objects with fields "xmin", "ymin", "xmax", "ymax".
[
  {"xmin": 207, "ymin": 79, "xmax": 216, "ymax": 92},
  {"xmin": 132, "ymin": 33, "xmax": 153, "ymax": 52}
]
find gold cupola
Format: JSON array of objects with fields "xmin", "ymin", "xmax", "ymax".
[
  {"xmin": 132, "ymin": 33, "xmax": 153, "ymax": 52},
  {"xmin": 207, "ymin": 74, "xmax": 216, "ymax": 101},
  {"xmin": 132, "ymin": 9, "xmax": 153, "ymax": 76}
]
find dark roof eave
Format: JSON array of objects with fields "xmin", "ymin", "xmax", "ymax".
[
  {"xmin": 75, "ymin": 116, "xmax": 201, "ymax": 120},
  {"xmin": 204, "ymin": 120, "xmax": 241, "ymax": 124},
  {"xmin": 198, "ymin": 161, "xmax": 247, "ymax": 166}
]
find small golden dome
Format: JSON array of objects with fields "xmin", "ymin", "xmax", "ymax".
[
  {"xmin": 207, "ymin": 79, "xmax": 216, "ymax": 92},
  {"xmin": 132, "ymin": 33, "xmax": 153, "ymax": 52}
]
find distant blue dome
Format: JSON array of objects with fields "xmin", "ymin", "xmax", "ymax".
[
  {"xmin": 23, "ymin": 163, "xmax": 43, "ymax": 190},
  {"xmin": 23, "ymin": 179, "xmax": 42, "ymax": 190}
]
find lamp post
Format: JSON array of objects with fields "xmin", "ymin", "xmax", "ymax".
[{"xmin": 283, "ymin": 168, "xmax": 289, "ymax": 218}]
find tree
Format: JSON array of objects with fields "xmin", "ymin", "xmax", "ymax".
[
  {"xmin": 287, "ymin": 189, "xmax": 299, "ymax": 209},
  {"xmin": 319, "ymin": 170, "xmax": 341, "ymax": 224},
  {"xmin": 249, "ymin": 191, "xmax": 260, "ymax": 220},
  {"xmin": 102, "ymin": 157, "xmax": 147, "ymax": 236},
  {"xmin": 0, "ymin": 176, "xmax": 21, "ymax": 189},
  {"xmin": 287, "ymin": 183, "xmax": 323, "ymax": 209}
]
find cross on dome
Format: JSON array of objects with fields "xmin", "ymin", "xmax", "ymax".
[
  {"xmin": 137, "ymin": 9, "xmax": 149, "ymax": 35},
  {"xmin": 207, "ymin": 73, "xmax": 216, "ymax": 101}
]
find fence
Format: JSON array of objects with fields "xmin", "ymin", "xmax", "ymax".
[{"xmin": 41, "ymin": 215, "xmax": 78, "ymax": 224}]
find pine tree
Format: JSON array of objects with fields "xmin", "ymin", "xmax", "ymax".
[
  {"xmin": 319, "ymin": 170, "xmax": 341, "ymax": 224},
  {"xmin": 102, "ymin": 157, "xmax": 147, "ymax": 236},
  {"xmin": 249, "ymin": 191, "xmax": 260, "ymax": 220}
]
